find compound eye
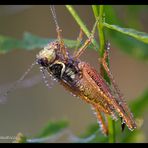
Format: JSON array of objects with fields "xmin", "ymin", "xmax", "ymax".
[{"xmin": 37, "ymin": 58, "xmax": 49, "ymax": 67}]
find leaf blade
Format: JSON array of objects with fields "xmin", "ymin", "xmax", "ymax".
[
  {"xmin": 103, "ymin": 23, "xmax": 148, "ymax": 44},
  {"xmin": 130, "ymin": 89, "xmax": 148, "ymax": 117},
  {"xmin": 0, "ymin": 32, "xmax": 78, "ymax": 53},
  {"xmin": 36, "ymin": 120, "xmax": 68, "ymax": 138}
]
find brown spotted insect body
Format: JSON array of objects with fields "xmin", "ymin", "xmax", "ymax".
[{"xmin": 36, "ymin": 32, "xmax": 136, "ymax": 135}]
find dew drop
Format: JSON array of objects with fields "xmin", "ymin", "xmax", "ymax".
[
  {"xmin": 110, "ymin": 112, "xmax": 118, "ymax": 121},
  {"xmin": 131, "ymin": 113, "xmax": 134, "ymax": 118},
  {"xmin": 72, "ymin": 94, "xmax": 76, "ymax": 97},
  {"xmin": 129, "ymin": 128, "xmax": 134, "ymax": 131},
  {"xmin": 93, "ymin": 112, "xmax": 97, "ymax": 115}
]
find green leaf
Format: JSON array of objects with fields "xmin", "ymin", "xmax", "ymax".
[
  {"xmin": 36, "ymin": 120, "xmax": 68, "ymax": 138},
  {"xmin": 104, "ymin": 6, "xmax": 148, "ymax": 60},
  {"xmin": 122, "ymin": 130, "xmax": 145, "ymax": 143},
  {"xmin": 103, "ymin": 23, "xmax": 148, "ymax": 44},
  {"xmin": 0, "ymin": 32, "xmax": 78, "ymax": 53},
  {"xmin": 78, "ymin": 124, "xmax": 108, "ymax": 143},
  {"xmin": 0, "ymin": 35, "xmax": 22, "ymax": 53},
  {"xmin": 19, "ymin": 120, "xmax": 69, "ymax": 143},
  {"xmin": 130, "ymin": 89, "xmax": 148, "ymax": 117},
  {"xmin": 92, "ymin": 5, "xmax": 100, "ymax": 36},
  {"xmin": 104, "ymin": 6, "xmax": 124, "ymax": 26},
  {"xmin": 105, "ymin": 29, "xmax": 148, "ymax": 60}
]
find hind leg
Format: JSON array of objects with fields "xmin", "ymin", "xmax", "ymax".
[
  {"xmin": 74, "ymin": 28, "xmax": 84, "ymax": 53},
  {"xmin": 100, "ymin": 42, "xmax": 136, "ymax": 130},
  {"xmin": 73, "ymin": 17, "xmax": 99, "ymax": 59},
  {"xmin": 92, "ymin": 105, "xmax": 108, "ymax": 135}
]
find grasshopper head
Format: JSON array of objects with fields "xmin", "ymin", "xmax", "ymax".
[{"xmin": 36, "ymin": 41, "xmax": 60, "ymax": 67}]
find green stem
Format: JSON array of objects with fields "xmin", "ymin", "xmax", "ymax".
[
  {"xmin": 92, "ymin": 5, "xmax": 116, "ymax": 143},
  {"xmin": 92, "ymin": 5, "xmax": 100, "ymax": 41},
  {"xmin": 108, "ymin": 116, "xmax": 116, "ymax": 143},
  {"xmin": 98, "ymin": 5, "xmax": 105, "ymax": 57},
  {"xmin": 65, "ymin": 5, "xmax": 99, "ymax": 50}
]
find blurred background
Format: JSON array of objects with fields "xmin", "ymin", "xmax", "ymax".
[{"xmin": 0, "ymin": 5, "xmax": 147, "ymax": 143}]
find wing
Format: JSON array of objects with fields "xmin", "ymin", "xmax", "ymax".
[{"xmin": 79, "ymin": 62, "xmax": 136, "ymax": 130}]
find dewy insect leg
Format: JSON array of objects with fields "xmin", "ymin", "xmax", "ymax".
[
  {"xmin": 93, "ymin": 106, "xmax": 108, "ymax": 135},
  {"xmin": 73, "ymin": 17, "xmax": 99, "ymax": 59},
  {"xmin": 101, "ymin": 42, "xmax": 137, "ymax": 130},
  {"xmin": 74, "ymin": 28, "xmax": 84, "ymax": 53},
  {"xmin": 102, "ymin": 43, "xmax": 131, "ymax": 117}
]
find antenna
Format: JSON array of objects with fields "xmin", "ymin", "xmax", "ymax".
[
  {"xmin": 49, "ymin": 5, "xmax": 68, "ymax": 60},
  {"xmin": 0, "ymin": 61, "xmax": 36, "ymax": 103},
  {"xmin": 50, "ymin": 5, "xmax": 60, "ymax": 30}
]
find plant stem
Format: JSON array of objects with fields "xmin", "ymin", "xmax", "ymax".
[
  {"xmin": 96, "ymin": 5, "xmax": 105, "ymax": 57},
  {"xmin": 108, "ymin": 116, "xmax": 116, "ymax": 143},
  {"xmin": 65, "ymin": 5, "xmax": 99, "ymax": 50},
  {"xmin": 92, "ymin": 5, "xmax": 116, "ymax": 143},
  {"xmin": 92, "ymin": 5, "xmax": 100, "ymax": 41}
]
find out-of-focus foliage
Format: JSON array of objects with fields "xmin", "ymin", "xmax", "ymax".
[
  {"xmin": 105, "ymin": 29, "xmax": 148, "ymax": 60},
  {"xmin": 130, "ymin": 90, "xmax": 148, "ymax": 117},
  {"xmin": 14, "ymin": 120, "xmax": 68, "ymax": 143},
  {"xmin": 0, "ymin": 32, "xmax": 78, "ymax": 53},
  {"xmin": 103, "ymin": 23, "xmax": 148, "ymax": 44},
  {"xmin": 36, "ymin": 120, "xmax": 68, "ymax": 138},
  {"xmin": 104, "ymin": 5, "xmax": 148, "ymax": 60}
]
